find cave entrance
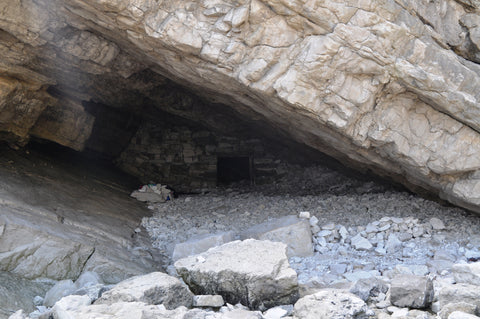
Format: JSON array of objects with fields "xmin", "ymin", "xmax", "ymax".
[{"xmin": 217, "ymin": 156, "xmax": 253, "ymax": 185}]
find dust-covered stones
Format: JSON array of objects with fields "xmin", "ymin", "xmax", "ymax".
[{"xmin": 175, "ymin": 239, "xmax": 299, "ymax": 310}]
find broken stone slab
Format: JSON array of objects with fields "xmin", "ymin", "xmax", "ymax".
[
  {"xmin": 240, "ymin": 215, "xmax": 313, "ymax": 258},
  {"xmin": 193, "ymin": 295, "xmax": 225, "ymax": 308},
  {"xmin": 432, "ymin": 281, "xmax": 480, "ymax": 313},
  {"xmin": 175, "ymin": 239, "xmax": 299, "ymax": 310},
  {"xmin": 95, "ymin": 272, "xmax": 193, "ymax": 309},
  {"xmin": 172, "ymin": 231, "xmax": 234, "ymax": 261},
  {"xmin": 390, "ymin": 274, "xmax": 433, "ymax": 309},
  {"xmin": 452, "ymin": 262, "xmax": 480, "ymax": 286},
  {"xmin": 293, "ymin": 289, "xmax": 373, "ymax": 319},
  {"xmin": 438, "ymin": 302, "xmax": 478, "ymax": 319}
]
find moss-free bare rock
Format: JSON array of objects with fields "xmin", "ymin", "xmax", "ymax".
[
  {"xmin": 95, "ymin": 272, "xmax": 193, "ymax": 309},
  {"xmin": 175, "ymin": 239, "xmax": 299, "ymax": 310}
]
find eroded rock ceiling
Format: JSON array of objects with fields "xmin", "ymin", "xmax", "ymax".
[{"xmin": 1, "ymin": 0, "xmax": 480, "ymax": 212}]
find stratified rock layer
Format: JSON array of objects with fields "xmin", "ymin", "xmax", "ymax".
[{"xmin": 1, "ymin": 0, "xmax": 480, "ymax": 212}]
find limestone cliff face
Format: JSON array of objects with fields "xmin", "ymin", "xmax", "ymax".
[{"xmin": 1, "ymin": 0, "xmax": 480, "ymax": 212}]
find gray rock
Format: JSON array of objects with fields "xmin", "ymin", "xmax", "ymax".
[
  {"xmin": 448, "ymin": 311, "xmax": 480, "ymax": 319},
  {"xmin": 43, "ymin": 279, "xmax": 76, "ymax": 307},
  {"xmin": 241, "ymin": 215, "xmax": 313, "ymax": 258},
  {"xmin": 192, "ymin": 295, "xmax": 224, "ymax": 307},
  {"xmin": 172, "ymin": 232, "xmax": 234, "ymax": 261},
  {"xmin": 438, "ymin": 302, "xmax": 478, "ymax": 319},
  {"xmin": 344, "ymin": 270, "xmax": 378, "ymax": 283},
  {"xmin": 175, "ymin": 239, "xmax": 299, "ymax": 310},
  {"xmin": 263, "ymin": 305, "xmax": 293, "ymax": 319},
  {"xmin": 7, "ymin": 310, "xmax": 29, "ymax": 319},
  {"xmin": 293, "ymin": 289, "xmax": 373, "ymax": 319},
  {"xmin": 75, "ymin": 271, "xmax": 103, "ymax": 289},
  {"xmin": 385, "ymin": 234, "xmax": 402, "ymax": 254},
  {"xmin": 350, "ymin": 277, "xmax": 389, "ymax": 302},
  {"xmin": 390, "ymin": 274, "xmax": 433, "ymax": 309},
  {"xmin": 220, "ymin": 308, "xmax": 263, "ymax": 319},
  {"xmin": 351, "ymin": 234, "xmax": 373, "ymax": 251},
  {"xmin": 329, "ymin": 264, "xmax": 347, "ymax": 275},
  {"xmin": 433, "ymin": 282, "xmax": 480, "ymax": 312},
  {"xmin": 95, "ymin": 272, "xmax": 193, "ymax": 309},
  {"xmin": 50, "ymin": 298, "xmax": 191, "ymax": 319},
  {"xmin": 452, "ymin": 262, "xmax": 480, "ymax": 286},
  {"xmin": 429, "ymin": 218, "xmax": 445, "ymax": 230}
]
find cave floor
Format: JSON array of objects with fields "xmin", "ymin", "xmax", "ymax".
[{"xmin": 1, "ymin": 142, "xmax": 480, "ymax": 317}]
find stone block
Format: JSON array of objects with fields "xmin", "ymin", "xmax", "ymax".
[
  {"xmin": 452, "ymin": 262, "xmax": 480, "ymax": 286},
  {"xmin": 172, "ymin": 231, "xmax": 234, "ymax": 261},
  {"xmin": 390, "ymin": 274, "xmax": 433, "ymax": 309},
  {"xmin": 175, "ymin": 239, "xmax": 299, "ymax": 310},
  {"xmin": 241, "ymin": 215, "xmax": 313, "ymax": 257}
]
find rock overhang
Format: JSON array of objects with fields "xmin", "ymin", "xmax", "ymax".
[{"xmin": 1, "ymin": 0, "xmax": 480, "ymax": 212}]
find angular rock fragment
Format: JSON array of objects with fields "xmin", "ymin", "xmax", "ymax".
[
  {"xmin": 175, "ymin": 239, "xmax": 299, "ymax": 310},
  {"xmin": 452, "ymin": 262, "xmax": 480, "ymax": 286},
  {"xmin": 438, "ymin": 302, "xmax": 478, "ymax": 319},
  {"xmin": 95, "ymin": 272, "xmax": 193, "ymax": 309},
  {"xmin": 390, "ymin": 274, "xmax": 433, "ymax": 309},
  {"xmin": 241, "ymin": 215, "xmax": 313, "ymax": 257},
  {"xmin": 293, "ymin": 289, "xmax": 373, "ymax": 319},
  {"xmin": 193, "ymin": 295, "xmax": 225, "ymax": 307},
  {"xmin": 432, "ymin": 282, "xmax": 480, "ymax": 313},
  {"xmin": 172, "ymin": 231, "xmax": 234, "ymax": 261}
]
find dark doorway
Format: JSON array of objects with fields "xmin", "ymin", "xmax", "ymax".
[{"xmin": 217, "ymin": 156, "xmax": 252, "ymax": 185}]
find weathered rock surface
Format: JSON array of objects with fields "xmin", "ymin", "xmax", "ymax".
[
  {"xmin": 241, "ymin": 215, "xmax": 313, "ymax": 258},
  {"xmin": 390, "ymin": 274, "xmax": 433, "ymax": 309},
  {"xmin": 293, "ymin": 289, "xmax": 372, "ymax": 319},
  {"xmin": 95, "ymin": 272, "xmax": 193, "ymax": 309},
  {"xmin": 172, "ymin": 232, "xmax": 234, "ymax": 261},
  {"xmin": 175, "ymin": 239, "xmax": 299, "ymax": 310},
  {"xmin": 452, "ymin": 262, "xmax": 480, "ymax": 286},
  {"xmin": 1, "ymin": 0, "xmax": 480, "ymax": 213}
]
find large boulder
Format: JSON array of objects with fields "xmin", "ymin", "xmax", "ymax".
[
  {"xmin": 390, "ymin": 274, "xmax": 434, "ymax": 309},
  {"xmin": 432, "ymin": 281, "xmax": 480, "ymax": 313},
  {"xmin": 175, "ymin": 239, "xmax": 299, "ymax": 310},
  {"xmin": 95, "ymin": 272, "xmax": 193, "ymax": 309}
]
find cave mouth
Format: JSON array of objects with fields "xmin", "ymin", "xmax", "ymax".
[{"xmin": 217, "ymin": 156, "xmax": 253, "ymax": 186}]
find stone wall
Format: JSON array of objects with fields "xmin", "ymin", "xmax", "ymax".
[{"xmin": 117, "ymin": 119, "xmax": 288, "ymax": 192}]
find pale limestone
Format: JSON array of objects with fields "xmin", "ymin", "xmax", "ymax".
[{"xmin": 1, "ymin": 0, "xmax": 480, "ymax": 215}]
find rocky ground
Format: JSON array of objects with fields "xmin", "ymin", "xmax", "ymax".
[
  {"xmin": 2, "ymin": 144, "xmax": 480, "ymax": 318},
  {"xmin": 142, "ymin": 162, "xmax": 480, "ymax": 279}
]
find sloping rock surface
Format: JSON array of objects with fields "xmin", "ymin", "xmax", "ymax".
[{"xmin": 1, "ymin": 0, "xmax": 480, "ymax": 212}]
